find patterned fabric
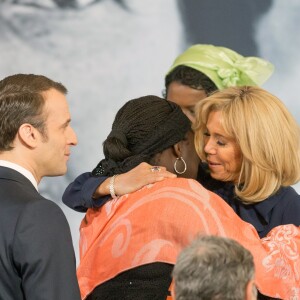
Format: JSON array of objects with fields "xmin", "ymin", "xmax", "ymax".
[{"xmin": 77, "ymin": 178, "xmax": 300, "ymax": 300}]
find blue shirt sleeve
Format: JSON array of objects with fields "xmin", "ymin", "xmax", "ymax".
[{"xmin": 62, "ymin": 172, "xmax": 110, "ymax": 212}]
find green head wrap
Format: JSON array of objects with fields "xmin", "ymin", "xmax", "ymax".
[{"xmin": 166, "ymin": 44, "xmax": 274, "ymax": 90}]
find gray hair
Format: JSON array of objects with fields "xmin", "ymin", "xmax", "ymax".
[{"xmin": 172, "ymin": 235, "xmax": 255, "ymax": 300}]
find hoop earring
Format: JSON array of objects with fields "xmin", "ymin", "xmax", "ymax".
[{"xmin": 174, "ymin": 157, "xmax": 187, "ymax": 174}]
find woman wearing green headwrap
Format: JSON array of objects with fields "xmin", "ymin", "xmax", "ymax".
[{"xmin": 164, "ymin": 44, "xmax": 274, "ymax": 123}]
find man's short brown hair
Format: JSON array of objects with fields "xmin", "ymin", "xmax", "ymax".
[{"xmin": 0, "ymin": 74, "xmax": 67, "ymax": 151}]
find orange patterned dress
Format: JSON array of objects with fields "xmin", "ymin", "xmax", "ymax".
[{"xmin": 77, "ymin": 178, "xmax": 300, "ymax": 300}]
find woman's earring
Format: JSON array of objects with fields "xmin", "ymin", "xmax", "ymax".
[{"xmin": 174, "ymin": 156, "xmax": 187, "ymax": 174}]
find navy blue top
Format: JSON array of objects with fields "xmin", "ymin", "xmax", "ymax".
[
  {"xmin": 62, "ymin": 169, "xmax": 300, "ymax": 238},
  {"xmin": 213, "ymin": 184, "xmax": 300, "ymax": 238}
]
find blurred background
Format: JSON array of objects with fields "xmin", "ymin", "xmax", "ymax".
[{"xmin": 1, "ymin": 0, "xmax": 300, "ymax": 261}]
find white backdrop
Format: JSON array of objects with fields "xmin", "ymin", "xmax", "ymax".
[{"xmin": 0, "ymin": 0, "xmax": 300, "ymax": 262}]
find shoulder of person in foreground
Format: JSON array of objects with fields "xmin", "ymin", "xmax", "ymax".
[{"xmin": 13, "ymin": 197, "xmax": 81, "ymax": 300}]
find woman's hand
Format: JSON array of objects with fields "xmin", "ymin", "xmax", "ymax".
[{"xmin": 93, "ymin": 162, "xmax": 176, "ymax": 198}]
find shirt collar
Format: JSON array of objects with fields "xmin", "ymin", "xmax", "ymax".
[{"xmin": 0, "ymin": 160, "xmax": 38, "ymax": 191}]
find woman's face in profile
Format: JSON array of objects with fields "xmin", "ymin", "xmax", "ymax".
[
  {"xmin": 203, "ymin": 111, "xmax": 242, "ymax": 183},
  {"xmin": 166, "ymin": 81, "xmax": 207, "ymax": 124}
]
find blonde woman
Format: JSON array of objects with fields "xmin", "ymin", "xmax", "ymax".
[{"xmin": 194, "ymin": 85, "xmax": 300, "ymax": 238}]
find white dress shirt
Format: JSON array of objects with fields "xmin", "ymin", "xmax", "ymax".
[{"xmin": 0, "ymin": 160, "xmax": 38, "ymax": 191}]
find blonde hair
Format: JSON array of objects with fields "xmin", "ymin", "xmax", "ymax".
[{"xmin": 194, "ymin": 86, "xmax": 300, "ymax": 203}]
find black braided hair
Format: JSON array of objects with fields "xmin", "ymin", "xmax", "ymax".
[
  {"xmin": 164, "ymin": 65, "xmax": 218, "ymax": 97},
  {"xmin": 92, "ymin": 95, "xmax": 191, "ymax": 176}
]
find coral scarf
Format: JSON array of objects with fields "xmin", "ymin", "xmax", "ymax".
[{"xmin": 77, "ymin": 178, "xmax": 300, "ymax": 300}]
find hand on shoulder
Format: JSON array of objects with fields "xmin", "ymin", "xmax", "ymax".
[{"xmin": 96, "ymin": 162, "xmax": 176, "ymax": 198}]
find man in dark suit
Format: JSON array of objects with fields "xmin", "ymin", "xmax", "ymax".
[{"xmin": 0, "ymin": 74, "xmax": 81, "ymax": 299}]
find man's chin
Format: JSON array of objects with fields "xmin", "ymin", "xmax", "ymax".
[{"xmin": 45, "ymin": 168, "xmax": 68, "ymax": 177}]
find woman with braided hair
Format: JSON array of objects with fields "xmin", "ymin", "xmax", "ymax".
[
  {"xmin": 78, "ymin": 95, "xmax": 200, "ymax": 300},
  {"xmin": 76, "ymin": 95, "xmax": 299, "ymax": 300}
]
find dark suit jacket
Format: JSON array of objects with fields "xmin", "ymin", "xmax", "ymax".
[{"xmin": 0, "ymin": 166, "xmax": 81, "ymax": 300}]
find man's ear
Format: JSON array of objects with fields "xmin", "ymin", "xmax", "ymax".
[
  {"xmin": 245, "ymin": 279, "xmax": 257, "ymax": 300},
  {"xmin": 17, "ymin": 124, "xmax": 39, "ymax": 148}
]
